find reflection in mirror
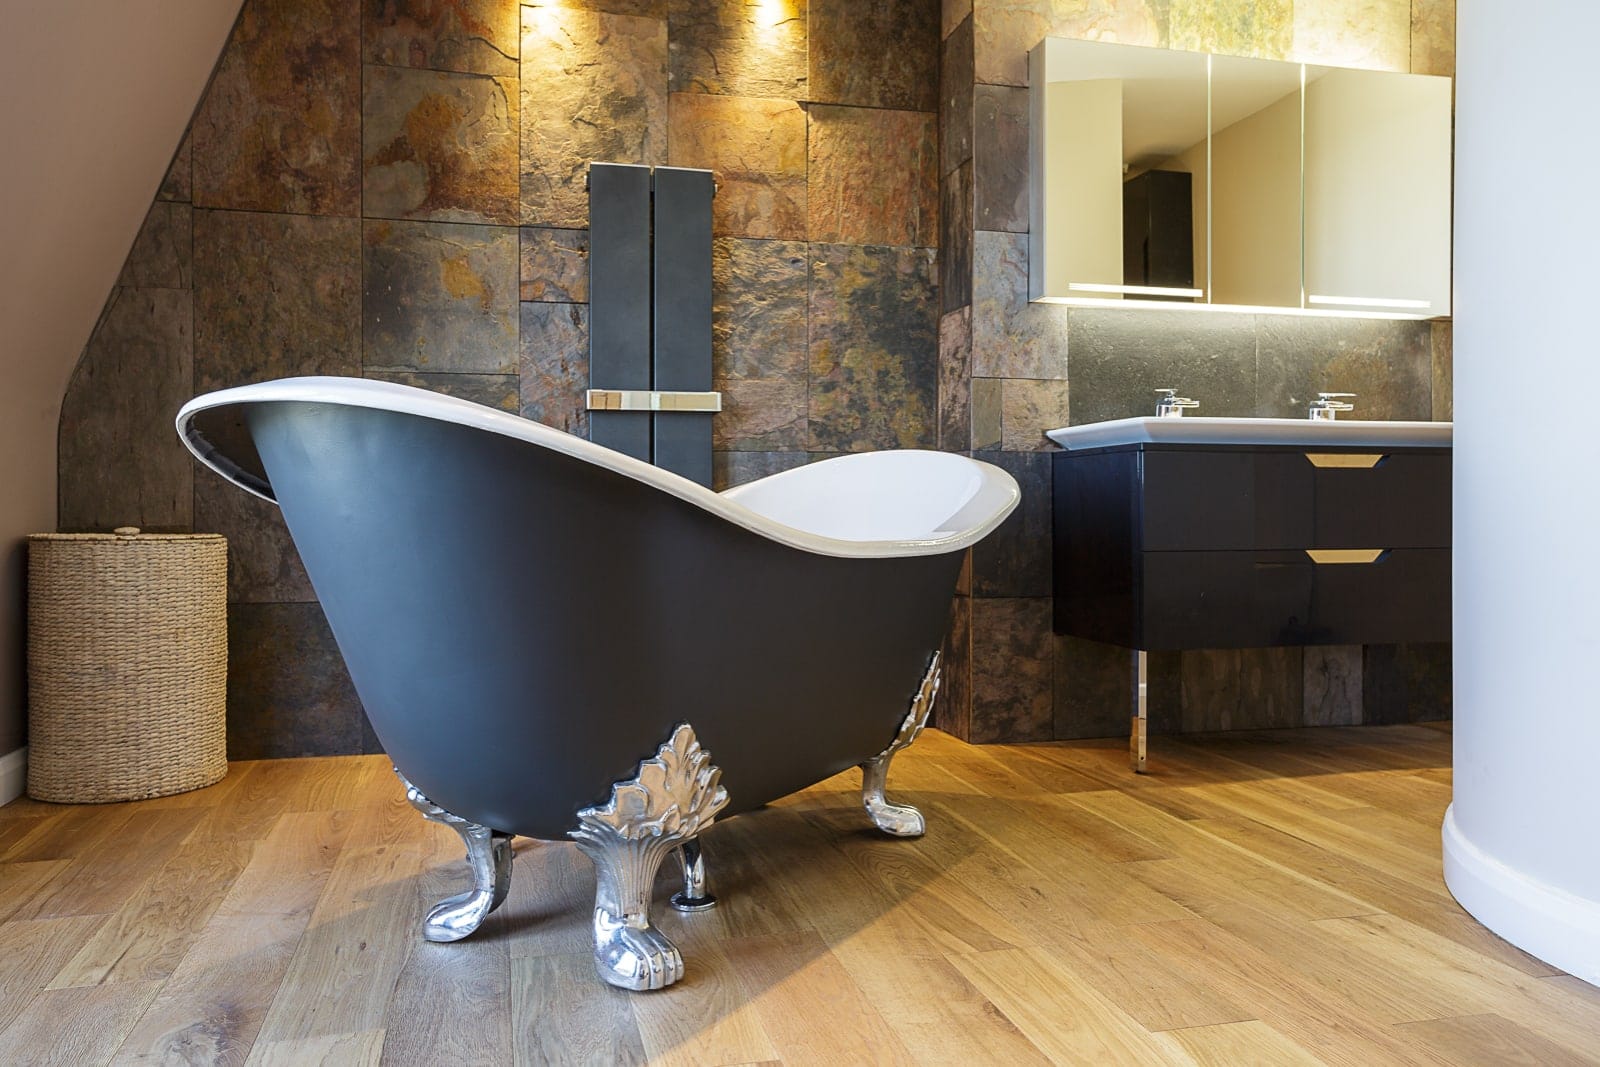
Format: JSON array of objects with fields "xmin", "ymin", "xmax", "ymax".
[
  {"xmin": 1029, "ymin": 39, "xmax": 1208, "ymax": 303},
  {"xmin": 1303, "ymin": 66, "xmax": 1453, "ymax": 315},
  {"xmin": 1208, "ymin": 54, "xmax": 1303, "ymax": 308}
]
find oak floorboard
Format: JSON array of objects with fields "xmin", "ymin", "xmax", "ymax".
[
  {"xmin": 1392, "ymin": 1013, "xmax": 1598, "ymax": 1066},
  {"xmin": 0, "ymin": 979, "xmax": 164, "ymax": 1066}
]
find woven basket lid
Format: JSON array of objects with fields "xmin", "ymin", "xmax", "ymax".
[{"xmin": 30, "ymin": 528, "xmax": 225, "ymax": 542}]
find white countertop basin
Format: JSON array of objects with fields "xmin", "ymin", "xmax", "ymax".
[{"xmin": 1045, "ymin": 416, "xmax": 1453, "ymax": 451}]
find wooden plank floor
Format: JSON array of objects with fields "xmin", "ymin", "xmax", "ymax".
[{"xmin": 2, "ymin": 722, "xmax": 1599, "ymax": 1065}]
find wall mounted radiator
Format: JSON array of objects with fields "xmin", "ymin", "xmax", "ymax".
[{"xmin": 586, "ymin": 162, "xmax": 718, "ymax": 487}]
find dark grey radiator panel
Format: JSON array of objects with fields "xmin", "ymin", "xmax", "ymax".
[
  {"xmin": 588, "ymin": 163, "xmax": 652, "ymax": 462},
  {"xmin": 652, "ymin": 167, "xmax": 715, "ymax": 486}
]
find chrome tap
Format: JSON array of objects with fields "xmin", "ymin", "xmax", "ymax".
[
  {"xmin": 1309, "ymin": 392, "xmax": 1356, "ymax": 420},
  {"xmin": 1154, "ymin": 388, "xmax": 1200, "ymax": 418}
]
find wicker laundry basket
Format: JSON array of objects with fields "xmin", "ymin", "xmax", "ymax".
[{"xmin": 26, "ymin": 528, "xmax": 228, "ymax": 803}]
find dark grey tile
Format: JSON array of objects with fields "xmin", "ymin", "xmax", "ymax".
[
  {"xmin": 520, "ymin": 227, "xmax": 590, "ymax": 303},
  {"xmin": 971, "ymin": 230, "xmax": 1068, "ymax": 380},
  {"xmin": 58, "ymin": 288, "xmax": 194, "ymax": 533},
  {"xmin": 117, "ymin": 202, "xmax": 192, "ymax": 290},
  {"xmin": 808, "ymin": 0, "xmax": 938, "ymax": 111},
  {"xmin": 970, "ymin": 597, "xmax": 1053, "ymax": 743},
  {"xmin": 713, "ymin": 238, "xmax": 808, "ymax": 382},
  {"xmin": 1065, "ymin": 307, "xmax": 1257, "ymax": 426},
  {"xmin": 364, "ymin": 371, "xmax": 520, "ymax": 412},
  {"xmin": 226, "ymin": 602, "xmax": 365, "ymax": 760},
  {"xmin": 935, "ymin": 593, "xmax": 972, "ymax": 740},
  {"xmin": 1179, "ymin": 647, "xmax": 1303, "ymax": 733},
  {"xmin": 668, "ymin": 0, "xmax": 807, "ymax": 97},
  {"xmin": 1431, "ymin": 320, "xmax": 1452, "ymax": 422},
  {"xmin": 1054, "ymin": 634, "xmax": 1132, "ymax": 740},
  {"xmin": 971, "ymin": 451, "xmax": 1050, "ymax": 598},
  {"xmin": 711, "ymin": 451, "xmax": 808, "ymax": 492},
  {"xmin": 941, "ymin": 160, "xmax": 974, "ymax": 314},
  {"xmin": 519, "ymin": 302, "xmax": 589, "ymax": 436},
  {"xmin": 808, "ymin": 244, "xmax": 938, "ymax": 452},
  {"xmin": 938, "ymin": 307, "xmax": 973, "ymax": 452},
  {"xmin": 158, "ymin": 127, "xmax": 192, "ymax": 203},
  {"xmin": 974, "ymin": 84, "xmax": 1028, "ymax": 233},
  {"xmin": 1364, "ymin": 643, "xmax": 1452, "ymax": 725},
  {"xmin": 940, "ymin": 15, "xmax": 974, "ymax": 177},
  {"xmin": 1255, "ymin": 315, "xmax": 1432, "ymax": 421},
  {"xmin": 362, "ymin": 220, "xmax": 519, "ymax": 373},
  {"xmin": 1304, "ymin": 644, "xmax": 1363, "ymax": 726},
  {"xmin": 193, "ymin": 210, "xmax": 361, "ymax": 392},
  {"xmin": 194, "ymin": 475, "xmax": 314, "ymax": 603}
]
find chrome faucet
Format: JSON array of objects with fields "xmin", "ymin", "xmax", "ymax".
[
  {"xmin": 1155, "ymin": 388, "xmax": 1200, "ymax": 418},
  {"xmin": 1309, "ymin": 392, "xmax": 1356, "ymax": 420}
]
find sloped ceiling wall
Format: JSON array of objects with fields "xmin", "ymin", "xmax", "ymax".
[{"xmin": 0, "ymin": 1, "xmax": 242, "ymax": 757}]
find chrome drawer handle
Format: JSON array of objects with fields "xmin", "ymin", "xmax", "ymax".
[
  {"xmin": 1304, "ymin": 452, "xmax": 1385, "ymax": 468},
  {"xmin": 1306, "ymin": 549, "xmax": 1388, "ymax": 565},
  {"xmin": 586, "ymin": 389, "xmax": 723, "ymax": 413}
]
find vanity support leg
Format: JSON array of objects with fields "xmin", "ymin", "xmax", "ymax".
[{"xmin": 1131, "ymin": 649, "xmax": 1149, "ymax": 774}]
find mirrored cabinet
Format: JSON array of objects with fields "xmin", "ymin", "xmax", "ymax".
[{"xmin": 1028, "ymin": 38, "xmax": 1452, "ymax": 318}]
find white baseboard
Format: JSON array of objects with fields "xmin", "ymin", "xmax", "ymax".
[
  {"xmin": 1443, "ymin": 804, "xmax": 1600, "ymax": 988},
  {"xmin": 0, "ymin": 746, "xmax": 25, "ymax": 807}
]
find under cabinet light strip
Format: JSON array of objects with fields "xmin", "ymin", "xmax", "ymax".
[
  {"xmin": 1034, "ymin": 295, "xmax": 1431, "ymax": 320},
  {"xmin": 1067, "ymin": 282, "xmax": 1205, "ymax": 298},
  {"xmin": 1307, "ymin": 294, "xmax": 1432, "ymax": 309}
]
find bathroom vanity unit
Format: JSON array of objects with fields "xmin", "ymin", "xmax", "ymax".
[{"xmin": 1048, "ymin": 416, "xmax": 1452, "ymax": 771}]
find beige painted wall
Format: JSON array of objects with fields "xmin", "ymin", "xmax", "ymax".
[{"xmin": 0, "ymin": 1, "xmax": 241, "ymax": 757}]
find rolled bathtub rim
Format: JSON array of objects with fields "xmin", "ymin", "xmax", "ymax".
[{"xmin": 176, "ymin": 376, "xmax": 1021, "ymax": 561}]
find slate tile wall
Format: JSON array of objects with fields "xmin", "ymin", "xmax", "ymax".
[
  {"xmin": 59, "ymin": 0, "xmax": 942, "ymax": 759},
  {"xmin": 938, "ymin": 0, "xmax": 1456, "ymax": 744}
]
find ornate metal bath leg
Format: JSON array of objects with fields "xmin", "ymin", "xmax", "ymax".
[
  {"xmin": 569, "ymin": 724, "xmax": 729, "ymax": 991},
  {"xmin": 670, "ymin": 839, "xmax": 717, "ymax": 912},
  {"xmin": 398, "ymin": 770, "xmax": 514, "ymax": 943},
  {"xmin": 860, "ymin": 650, "xmax": 941, "ymax": 838}
]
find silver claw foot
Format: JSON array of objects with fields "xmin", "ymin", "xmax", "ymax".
[
  {"xmin": 569, "ymin": 724, "xmax": 729, "ymax": 991},
  {"xmin": 860, "ymin": 651, "xmax": 941, "ymax": 837},
  {"xmin": 398, "ymin": 770, "xmax": 514, "ymax": 943},
  {"xmin": 670, "ymin": 838, "xmax": 717, "ymax": 913}
]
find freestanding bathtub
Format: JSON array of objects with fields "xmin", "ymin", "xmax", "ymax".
[{"xmin": 177, "ymin": 377, "xmax": 1019, "ymax": 990}]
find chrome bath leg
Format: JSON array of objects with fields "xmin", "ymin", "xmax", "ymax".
[
  {"xmin": 398, "ymin": 770, "xmax": 514, "ymax": 942},
  {"xmin": 670, "ymin": 839, "xmax": 717, "ymax": 913},
  {"xmin": 860, "ymin": 650, "xmax": 941, "ymax": 838},
  {"xmin": 569, "ymin": 723, "xmax": 729, "ymax": 991},
  {"xmin": 1131, "ymin": 649, "xmax": 1149, "ymax": 774}
]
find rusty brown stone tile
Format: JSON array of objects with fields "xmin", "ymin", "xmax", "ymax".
[
  {"xmin": 193, "ymin": 0, "xmax": 361, "ymax": 215},
  {"xmin": 1431, "ymin": 320, "xmax": 1452, "ymax": 422},
  {"xmin": 521, "ymin": 5, "xmax": 667, "ymax": 227},
  {"xmin": 941, "ymin": 14, "xmax": 974, "ymax": 177},
  {"xmin": 713, "ymin": 379, "xmax": 807, "ymax": 450},
  {"xmin": 519, "ymin": 301, "xmax": 590, "ymax": 437},
  {"xmin": 975, "ymin": 0, "xmax": 1166, "ymax": 88},
  {"xmin": 941, "ymin": 160, "xmax": 973, "ymax": 312},
  {"xmin": 226, "ymin": 603, "xmax": 365, "ymax": 759},
  {"xmin": 971, "ymin": 230, "xmax": 1068, "ymax": 380},
  {"xmin": 551, "ymin": 0, "xmax": 665, "ymax": 16},
  {"xmin": 157, "ymin": 127, "xmax": 192, "ymax": 203},
  {"xmin": 807, "ymin": 105, "xmax": 938, "ymax": 248},
  {"xmin": 194, "ymin": 476, "xmax": 314, "ymax": 604},
  {"xmin": 1180, "ymin": 647, "xmax": 1303, "ymax": 732},
  {"xmin": 938, "ymin": 306, "xmax": 972, "ymax": 452},
  {"xmin": 1363, "ymin": 643, "xmax": 1451, "ymax": 724},
  {"xmin": 117, "ymin": 202, "xmax": 192, "ymax": 290},
  {"xmin": 1055, "ymin": 634, "xmax": 1132, "ymax": 740},
  {"xmin": 1304, "ymin": 645, "xmax": 1363, "ymax": 727},
  {"xmin": 1410, "ymin": 0, "xmax": 1455, "ymax": 77},
  {"xmin": 365, "ymin": 370, "xmax": 520, "ymax": 411},
  {"xmin": 711, "ymin": 450, "xmax": 808, "ymax": 492},
  {"xmin": 971, "ymin": 452, "xmax": 1050, "ymax": 596},
  {"xmin": 58, "ymin": 288, "xmax": 193, "ymax": 533},
  {"xmin": 1289, "ymin": 0, "xmax": 1408, "ymax": 70},
  {"xmin": 520, "ymin": 227, "xmax": 589, "ymax": 303},
  {"xmin": 669, "ymin": 93, "xmax": 806, "ymax": 239},
  {"xmin": 971, "ymin": 378, "xmax": 1002, "ymax": 451},
  {"xmin": 364, "ymin": 66, "xmax": 519, "ymax": 224},
  {"xmin": 943, "ymin": 0, "xmax": 972, "ymax": 41},
  {"xmin": 970, "ymin": 597, "xmax": 1053, "ymax": 743},
  {"xmin": 1255, "ymin": 315, "xmax": 1431, "ymax": 421},
  {"xmin": 935, "ymin": 593, "xmax": 972, "ymax": 740},
  {"xmin": 364, "ymin": 0, "xmax": 520, "ymax": 75},
  {"xmin": 713, "ymin": 238, "xmax": 808, "ymax": 381},
  {"xmin": 362, "ymin": 219, "xmax": 519, "ymax": 372},
  {"xmin": 809, "ymin": 0, "xmax": 938, "ymax": 110},
  {"xmin": 668, "ymin": 0, "xmax": 807, "ymax": 98},
  {"xmin": 974, "ymin": 84, "xmax": 1027, "ymax": 233},
  {"xmin": 194, "ymin": 210, "xmax": 362, "ymax": 392},
  {"xmin": 808, "ymin": 244, "xmax": 938, "ymax": 452},
  {"xmin": 1000, "ymin": 378, "xmax": 1069, "ymax": 451},
  {"xmin": 1171, "ymin": 0, "xmax": 1292, "ymax": 60}
]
